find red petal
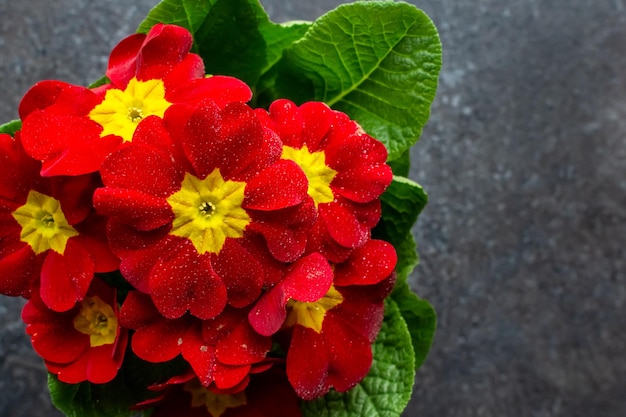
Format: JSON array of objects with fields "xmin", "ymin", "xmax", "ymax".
[
  {"xmin": 213, "ymin": 363, "xmax": 251, "ymax": 390},
  {"xmin": 332, "ymin": 162, "xmax": 393, "ymax": 203},
  {"xmin": 0, "ymin": 244, "xmax": 39, "ymax": 297},
  {"xmin": 217, "ymin": 318, "xmax": 271, "ymax": 365},
  {"xmin": 40, "ymin": 241, "xmax": 95, "ymax": 312},
  {"xmin": 244, "ymin": 160, "xmax": 308, "ymax": 211},
  {"xmin": 212, "ymin": 240, "xmax": 264, "ymax": 308},
  {"xmin": 136, "ymin": 24, "xmax": 194, "ymax": 82},
  {"xmin": 299, "ymin": 101, "xmax": 334, "ymax": 151},
  {"xmin": 333, "ymin": 239, "xmax": 397, "ymax": 286},
  {"xmin": 18, "ymin": 80, "xmax": 70, "ymax": 119},
  {"xmin": 282, "ymin": 253, "xmax": 334, "ymax": 302},
  {"xmin": 85, "ymin": 337, "xmax": 126, "ymax": 384},
  {"xmin": 94, "ymin": 188, "xmax": 173, "ymax": 231},
  {"xmin": 99, "ymin": 143, "xmax": 182, "ymax": 197},
  {"xmin": 181, "ymin": 325, "xmax": 217, "ymax": 387},
  {"xmin": 319, "ymin": 202, "xmax": 369, "ymax": 249},
  {"xmin": 170, "ymin": 75, "xmax": 252, "ymax": 105},
  {"xmin": 106, "ymin": 32, "xmax": 146, "ymax": 86},
  {"xmin": 149, "ymin": 243, "xmax": 227, "ymax": 319},
  {"xmin": 47, "ymin": 352, "xmax": 90, "ymax": 384},
  {"xmin": 286, "ymin": 326, "xmax": 329, "ymax": 400},
  {"xmin": 266, "ymin": 99, "xmax": 304, "ymax": 148},
  {"xmin": 323, "ymin": 317, "xmax": 372, "ymax": 393},
  {"xmin": 248, "ymin": 285, "xmax": 288, "ymax": 337},
  {"xmin": 132, "ymin": 316, "xmax": 191, "ymax": 363}
]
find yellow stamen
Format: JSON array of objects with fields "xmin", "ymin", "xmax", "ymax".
[
  {"xmin": 88, "ymin": 77, "xmax": 171, "ymax": 143},
  {"xmin": 281, "ymin": 145, "xmax": 337, "ymax": 207},
  {"xmin": 73, "ymin": 296, "xmax": 118, "ymax": 347},
  {"xmin": 167, "ymin": 169, "xmax": 251, "ymax": 255},
  {"xmin": 184, "ymin": 379, "xmax": 247, "ymax": 417},
  {"xmin": 11, "ymin": 190, "xmax": 79, "ymax": 255},
  {"xmin": 285, "ymin": 285, "xmax": 344, "ymax": 333}
]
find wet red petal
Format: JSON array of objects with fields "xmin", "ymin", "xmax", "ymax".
[
  {"xmin": 333, "ymin": 239, "xmax": 397, "ymax": 286},
  {"xmin": 332, "ymin": 162, "xmax": 393, "ymax": 203},
  {"xmin": 0, "ymin": 244, "xmax": 39, "ymax": 297},
  {"xmin": 212, "ymin": 240, "xmax": 264, "ymax": 308},
  {"xmin": 323, "ymin": 318, "xmax": 372, "ymax": 393},
  {"xmin": 40, "ymin": 241, "xmax": 95, "ymax": 312},
  {"xmin": 99, "ymin": 143, "xmax": 182, "ymax": 197},
  {"xmin": 94, "ymin": 187, "xmax": 173, "ymax": 231},
  {"xmin": 106, "ymin": 32, "xmax": 146, "ymax": 86},
  {"xmin": 319, "ymin": 202, "xmax": 369, "ymax": 249},
  {"xmin": 244, "ymin": 159, "xmax": 308, "ymax": 211},
  {"xmin": 149, "ymin": 243, "xmax": 227, "ymax": 319},
  {"xmin": 286, "ymin": 326, "xmax": 329, "ymax": 400}
]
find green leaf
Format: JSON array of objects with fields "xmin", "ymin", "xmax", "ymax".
[
  {"xmin": 302, "ymin": 299, "xmax": 415, "ymax": 417},
  {"xmin": 88, "ymin": 76, "xmax": 111, "ymax": 89},
  {"xmin": 138, "ymin": 0, "xmax": 310, "ymax": 90},
  {"xmin": 0, "ymin": 119, "xmax": 21, "ymax": 136},
  {"xmin": 378, "ymin": 175, "xmax": 428, "ymax": 247},
  {"xmin": 137, "ymin": 0, "xmax": 218, "ymax": 34},
  {"xmin": 387, "ymin": 149, "xmax": 410, "ymax": 177},
  {"xmin": 392, "ymin": 231, "xmax": 419, "ymax": 286},
  {"xmin": 391, "ymin": 280, "xmax": 436, "ymax": 369},
  {"xmin": 261, "ymin": 1, "xmax": 442, "ymax": 159},
  {"xmin": 48, "ymin": 374, "xmax": 138, "ymax": 417}
]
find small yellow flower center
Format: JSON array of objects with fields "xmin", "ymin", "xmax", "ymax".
[
  {"xmin": 281, "ymin": 145, "xmax": 337, "ymax": 207},
  {"xmin": 73, "ymin": 296, "xmax": 118, "ymax": 347},
  {"xmin": 285, "ymin": 285, "xmax": 344, "ymax": 333},
  {"xmin": 88, "ymin": 77, "xmax": 171, "ymax": 143},
  {"xmin": 167, "ymin": 169, "xmax": 251, "ymax": 255},
  {"xmin": 11, "ymin": 190, "xmax": 79, "ymax": 255},
  {"xmin": 184, "ymin": 379, "xmax": 247, "ymax": 417}
]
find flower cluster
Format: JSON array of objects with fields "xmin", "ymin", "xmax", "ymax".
[{"xmin": 0, "ymin": 24, "xmax": 396, "ymax": 415}]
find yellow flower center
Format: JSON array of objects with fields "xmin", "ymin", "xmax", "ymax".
[
  {"xmin": 73, "ymin": 296, "xmax": 118, "ymax": 347},
  {"xmin": 167, "ymin": 169, "xmax": 251, "ymax": 255},
  {"xmin": 11, "ymin": 190, "xmax": 79, "ymax": 255},
  {"xmin": 281, "ymin": 145, "xmax": 337, "ymax": 207},
  {"xmin": 184, "ymin": 379, "xmax": 247, "ymax": 417},
  {"xmin": 285, "ymin": 285, "xmax": 344, "ymax": 333},
  {"xmin": 88, "ymin": 77, "xmax": 171, "ymax": 143}
]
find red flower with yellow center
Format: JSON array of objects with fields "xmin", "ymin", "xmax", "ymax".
[
  {"xmin": 255, "ymin": 99, "xmax": 393, "ymax": 263},
  {"xmin": 21, "ymin": 278, "xmax": 128, "ymax": 384},
  {"xmin": 94, "ymin": 100, "xmax": 309, "ymax": 319},
  {"xmin": 0, "ymin": 133, "xmax": 118, "ymax": 312},
  {"xmin": 249, "ymin": 239, "xmax": 397, "ymax": 400},
  {"xmin": 18, "ymin": 24, "xmax": 252, "ymax": 176}
]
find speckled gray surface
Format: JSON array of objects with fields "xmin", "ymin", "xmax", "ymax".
[{"xmin": 1, "ymin": 1, "xmax": 625, "ymax": 416}]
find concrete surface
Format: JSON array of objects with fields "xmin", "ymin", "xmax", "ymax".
[{"xmin": 1, "ymin": 0, "xmax": 625, "ymax": 416}]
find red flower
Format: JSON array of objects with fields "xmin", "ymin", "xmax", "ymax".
[
  {"xmin": 21, "ymin": 278, "xmax": 128, "ymax": 384},
  {"xmin": 18, "ymin": 24, "xmax": 252, "ymax": 176},
  {"xmin": 120, "ymin": 291, "xmax": 271, "ymax": 390},
  {"xmin": 94, "ymin": 100, "xmax": 310, "ymax": 319},
  {"xmin": 249, "ymin": 239, "xmax": 397, "ymax": 400},
  {"xmin": 255, "ymin": 99, "xmax": 393, "ymax": 262},
  {"xmin": 135, "ymin": 367, "xmax": 301, "ymax": 417},
  {"xmin": 0, "ymin": 133, "xmax": 118, "ymax": 311}
]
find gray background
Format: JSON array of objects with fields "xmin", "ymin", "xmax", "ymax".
[{"xmin": 1, "ymin": 0, "xmax": 625, "ymax": 416}]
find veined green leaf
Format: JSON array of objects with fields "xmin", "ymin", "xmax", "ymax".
[
  {"xmin": 378, "ymin": 175, "xmax": 428, "ymax": 247},
  {"xmin": 261, "ymin": 1, "xmax": 442, "ymax": 159},
  {"xmin": 301, "ymin": 299, "xmax": 415, "ymax": 417},
  {"xmin": 0, "ymin": 119, "xmax": 21, "ymax": 136},
  {"xmin": 137, "ymin": 0, "xmax": 310, "ymax": 89},
  {"xmin": 392, "ymin": 280, "xmax": 437, "ymax": 369}
]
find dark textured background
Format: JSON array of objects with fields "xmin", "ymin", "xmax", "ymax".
[{"xmin": 1, "ymin": 1, "xmax": 625, "ymax": 416}]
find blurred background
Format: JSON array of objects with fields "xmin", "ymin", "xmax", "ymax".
[{"xmin": 1, "ymin": 1, "xmax": 624, "ymax": 416}]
